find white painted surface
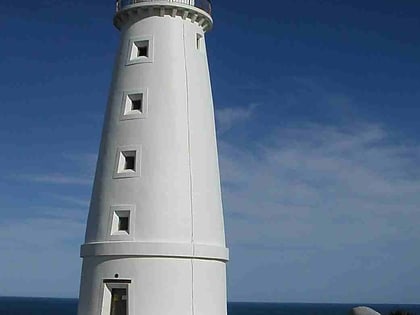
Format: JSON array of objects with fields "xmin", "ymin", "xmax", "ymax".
[{"xmin": 78, "ymin": 2, "xmax": 228, "ymax": 315}]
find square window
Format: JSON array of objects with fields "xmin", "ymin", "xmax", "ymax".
[
  {"xmin": 120, "ymin": 90, "xmax": 148, "ymax": 120},
  {"xmin": 108, "ymin": 205, "xmax": 135, "ymax": 240},
  {"xmin": 136, "ymin": 41, "xmax": 148, "ymax": 58},
  {"xmin": 125, "ymin": 94, "xmax": 143, "ymax": 114},
  {"xmin": 127, "ymin": 36, "xmax": 153, "ymax": 65},
  {"xmin": 130, "ymin": 40, "xmax": 149, "ymax": 60},
  {"xmin": 111, "ymin": 210, "xmax": 130, "ymax": 235},
  {"xmin": 196, "ymin": 33, "xmax": 204, "ymax": 51},
  {"xmin": 118, "ymin": 150, "xmax": 136, "ymax": 173},
  {"xmin": 114, "ymin": 146, "xmax": 141, "ymax": 179}
]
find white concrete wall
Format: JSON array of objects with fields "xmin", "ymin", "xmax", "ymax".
[
  {"xmin": 78, "ymin": 257, "xmax": 226, "ymax": 315},
  {"xmin": 78, "ymin": 5, "xmax": 227, "ymax": 315},
  {"xmin": 85, "ymin": 14, "xmax": 225, "ymax": 248}
]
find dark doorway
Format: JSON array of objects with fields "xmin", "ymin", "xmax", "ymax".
[{"xmin": 110, "ymin": 288, "xmax": 127, "ymax": 315}]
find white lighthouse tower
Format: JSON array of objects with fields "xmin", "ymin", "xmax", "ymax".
[{"xmin": 77, "ymin": 1, "xmax": 228, "ymax": 315}]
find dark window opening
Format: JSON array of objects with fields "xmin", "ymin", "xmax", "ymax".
[
  {"xmin": 135, "ymin": 41, "xmax": 149, "ymax": 58},
  {"xmin": 117, "ymin": 150, "xmax": 138, "ymax": 176},
  {"xmin": 137, "ymin": 46, "xmax": 148, "ymax": 57},
  {"xmin": 110, "ymin": 288, "xmax": 127, "ymax": 315},
  {"xmin": 132, "ymin": 99, "xmax": 142, "ymax": 111},
  {"xmin": 196, "ymin": 34, "xmax": 203, "ymax": 50},
  {"xmin": 129, "ymin": 94, "xmax": 143, "ymax": 112},
  {"xmin": 122, "ymin": 152, "xmax": 136, "ymax": 171},
  {"xmin": 118, "ymin": 216, "xmax": 129, "ymax": 232},
  {"xmin": 124, "ymin": 156, "xmax": 135, "ymax": 171}
]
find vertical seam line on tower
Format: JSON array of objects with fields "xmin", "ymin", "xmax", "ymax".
[
  {"xmin": 182, "ymin": 16, "xmax": 194, "ymax": 250},
  {"xmin": 182, "ymin": 25, "xmax": 194, "ymax": 249},
  {"xmin": 183, "ymin": 22, "xmax": 195, "ymax": 315}
]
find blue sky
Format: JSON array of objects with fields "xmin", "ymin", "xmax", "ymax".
[{"xmin": 1, "ymin": 0, "xmax": 420, "ymax": 303}]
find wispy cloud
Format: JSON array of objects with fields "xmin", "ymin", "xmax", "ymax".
[
  {"xmin": 48, "ymin": 194, "xmax": 91, "ymax": 207},
  {"xmin": 220, "ymin": 123, "xmax": 420, "ymax": 247},
  {"xmin": 215, "ymin": 103, "xmax": 259, "ymax": 134},
  {"xmin": 219, "ymin": 119, "xmax": 420, "ymax": 302},
  {"xmin": 0, "ymin": 216, "xmax": 84, "ymax": 250},
  {"xmin": 20, "ymin": 173, "xmax": 93, "ymax": 185},
  {"xmin": 35, "ymin": 206, "xmax": 87, "ymax": 221},
  {"xmin": 13, "ymin": 152, "xmax": 97, "ymax": 186},
  {"xmin": 0, "ymin": 214, "xmax": 84, "ymax": 297},
  {"xmin": 62, "ymin": 153, "xmax": 98, "ymax": 172}
]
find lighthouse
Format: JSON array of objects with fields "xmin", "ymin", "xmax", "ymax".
[{"xmin": 77, "ymin": 1, "xmax": 228, "ymax": 315}]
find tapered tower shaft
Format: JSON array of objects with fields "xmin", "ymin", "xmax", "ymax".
[{"xmin": 77, "ymin": 1, "xmax": 228, "ymax": 315}]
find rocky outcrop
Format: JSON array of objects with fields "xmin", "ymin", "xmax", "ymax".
[{"xmin": 350, "ymin": 306, "xmax": 381, "ymax": 315}]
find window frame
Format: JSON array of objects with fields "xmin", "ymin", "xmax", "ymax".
[
  {"xmin": 108, "ymin": 205, "xmax": 136, "ymax": 241},
  {"xmin": 120, "ymin": 89, "xmax": 149, "ymax": 121},
  {"xmin": 126, "ymin": 35, "xmax": 154, "ymax": 65},
  {"xmin": 196, "ymin": 33, "xmax": 204, "ymax": 52},
  {"xmin": 113, "ymin": 146, "xmax": 142, "ymax": 179}
]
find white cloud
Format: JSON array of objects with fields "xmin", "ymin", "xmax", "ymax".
[
  {"xmin": 220, "ymin": 123, "xmax": 420, "ymax": 248},
  {"xmin": 62, "ymin": 153, "xmax": 98, "ymax": 174},
  {"xmin": 0, "ymin": 151, "xmax": 94, "ymax": 297},
  {"xmin": 0, "ymin": 215, "xmax": 84, "ymax": 250},
  {"xmin": 14, "ymin": 152, "xmax": 97, "ymax": 186},
  {"xmin": 215, "ymin": 103, "xmax": 259, "ymax": 134},
  {"xmin": 0, "ymin": 213, "xmax": 85, "ymax": 297},
  {"xmin": 21, "ymin": 173, "xmax": 93, "ymax": 185},
  {"xmin": 48, "ymin": 194, "xmax": 91, "ymax": 207},
  {"xmin": 219, "ymin": 121, "xmax": 420, "ymax": 302}
]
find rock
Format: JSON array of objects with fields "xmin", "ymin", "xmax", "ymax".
[{"xmin": 350, "ymin": 306, "xmax": 381, "ymax": 315}]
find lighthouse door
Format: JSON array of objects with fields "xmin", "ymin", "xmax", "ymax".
[{"xmin": 110, "ymin": 288, "xmax": 127, "ymax": 315}]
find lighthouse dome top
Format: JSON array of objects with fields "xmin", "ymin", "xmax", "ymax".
[{"xmin": 115, "ymin": 0, "xmax": 213, "ymax": 30}]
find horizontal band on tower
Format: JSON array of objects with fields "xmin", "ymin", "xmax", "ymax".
[
  {"xmin": 80, "ymin": 241, "xmax": 229, "ymax": 262},
  {"xmin": 113, "ymin": 2, "xmax": 213, "ymax": 31}
]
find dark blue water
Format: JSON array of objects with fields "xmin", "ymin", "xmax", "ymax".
[{"xmin": 0, "ymin": 297, "xmax": 419, "ymax": 315}]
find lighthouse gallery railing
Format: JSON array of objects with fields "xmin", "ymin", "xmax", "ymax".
[{"xmin": 116, "ymin": 0, "xmax": 212, "ymax": 15}]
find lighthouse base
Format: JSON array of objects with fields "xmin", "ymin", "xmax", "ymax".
[{"xmin": 78, "ymin": 257, "xmax": 227, "ymax": 315}]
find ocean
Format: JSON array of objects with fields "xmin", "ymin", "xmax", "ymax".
[{"xmin": 0, "ymin": 297, "xmax": 419, "ymax": 315}]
